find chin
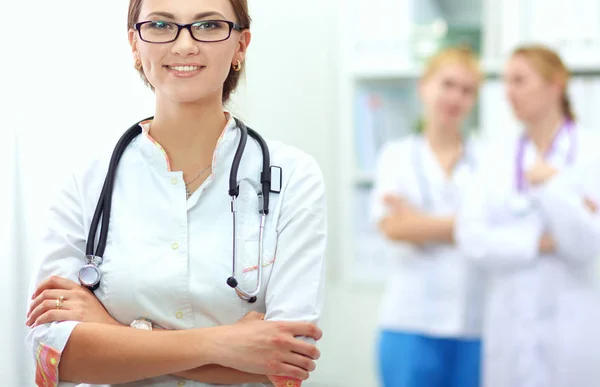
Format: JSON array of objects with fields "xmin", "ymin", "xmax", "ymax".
[
  {"xmin": 441, "ymin": 116, "xmax": 462, "ymax": 128},
  {"xmin": 162, "ymin": 87, "xmax": 220, "ymax": 105}
]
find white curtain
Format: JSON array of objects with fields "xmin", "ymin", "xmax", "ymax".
[{"xmin": 0, "ymin": 131, "xmax": 32, "ymax": 384}]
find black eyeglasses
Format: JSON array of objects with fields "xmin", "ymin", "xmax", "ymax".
[{"xmin": 134, "ymin": 20, "xmax": 244, "ymax": 44}]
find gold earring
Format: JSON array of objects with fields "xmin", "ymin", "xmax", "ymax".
[
  {"xmin": 232, "ymin": 60, "xmax": 242, "ymax": 72},
  {"xmin": 134, "ymin": 60, "xmax": 142, "ymax": 71}
]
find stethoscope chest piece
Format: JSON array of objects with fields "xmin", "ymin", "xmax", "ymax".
[{"xmin": 78, "ymin": 255, "xmax": 103, "ymax": 288}]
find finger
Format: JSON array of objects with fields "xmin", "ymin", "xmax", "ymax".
[
  {"xmin": 27, "ymin": 299, "xmax": 68, "ymax": 327},
  {"xmin": 283, "ymin": 352, "xmax": 316, "ymax": 372},
  {"xmin": 245, "ymin": 311, "xmax": 265, "ymax": 321},
  {"xmin": 32, "ymin": 276, "xmax": 80, "ymax": 299},
  {"xmin": 32, "ymin": 309, "xmax": 74, "ymax": 328},
  {"xmin": 584, "ymin": 197, "xmax": 598, "ymax": 213},
  {"xmin": 286, "ymin": 322, "xmax": 322, "ymax": 341},
  {"xmin": 289, "ymin": 339, "xmax": 320, "ymax": 360},
  {"xmin": 383, "ymin": 194, "xmax": 403, "ymax": 206},
  {"xmin": 270, "ymin": 363, "xmax": 310, "ymax": 381},
  {"xmin": 28, "ymin": 289, "xmax": 71, "ymax": 318}
]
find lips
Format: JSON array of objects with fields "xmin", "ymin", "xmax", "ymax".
[{"xmin": 165, "ymin": 65, "xmax": 205, "ymax": 72}]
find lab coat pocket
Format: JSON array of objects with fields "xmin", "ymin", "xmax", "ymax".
[{"xmin": 238, "ymin": 238, "xmax": 276, "ymax": 295}]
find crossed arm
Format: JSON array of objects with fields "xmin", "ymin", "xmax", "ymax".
[{"xmin": 26, "ymin": 276, "xmax": 319, "ymax": 385}]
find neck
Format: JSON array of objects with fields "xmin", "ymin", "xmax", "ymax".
[
  {"xmin": 424, "ymin": 121, "xmax": 463, "ymax": 150},
  {"xmin": 149, "ymin": 93, "xmax": 228, "ymax": 159},
  {"xmin": 525, "ymin": 108, "xmax": 564, "ymax": 154}
]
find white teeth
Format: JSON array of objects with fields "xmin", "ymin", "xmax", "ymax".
[{"xmin": 170, "ymin": 65, "xmax": 202, "ymax": 72}]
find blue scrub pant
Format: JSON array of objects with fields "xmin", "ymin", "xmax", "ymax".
[{"xmin": 377, "ymin": 330, "xmax": 481, "ymax": 387}]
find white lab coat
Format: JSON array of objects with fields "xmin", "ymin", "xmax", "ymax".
[
  {"xmin": 25, "ymin": 115, "xmax": 327, "ymax": 387},
  {"xmin": 370, "ymin": 134, "xmax": 484, "ymax": 338},
  {"xmin": 455, "ymin": 125, "xmax": 600, "ymax": 387}
]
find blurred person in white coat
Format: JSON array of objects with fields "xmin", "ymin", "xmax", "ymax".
[
  {"xmin": 455, "ymin": 44, "xmax": 600, "ymax": 387},
  {"xmin": 22, "ymin": 1, "xmax": 326, "ymax": 386},
  {"xmin": 371, "ymin": 46, "xmax": 485, "ymax": 387}
]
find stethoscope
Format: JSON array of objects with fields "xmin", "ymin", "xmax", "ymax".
[
  {"xmin": 510, "ymin": 120, "xmax": 576, "ymax": 214},
  {"xmin": 515, "ymin": 120, "xmax": 576, "ymax": 192},
  {"xmin": 78, "ymin": 117, "xmax": 277, "ymax": 303},
  {"xmin": 411, "ymin": 135, "xmax": 475, "ymax": 209}
]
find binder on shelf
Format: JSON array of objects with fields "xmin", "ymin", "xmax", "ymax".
[{"xmin": 353, "ymin": 85, "xmax": 420, "ymax": 172}]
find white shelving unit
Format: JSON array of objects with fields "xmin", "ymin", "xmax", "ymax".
[{"xmin": 338, "ymin": 0, "xmax": 600, "ymax": 285}]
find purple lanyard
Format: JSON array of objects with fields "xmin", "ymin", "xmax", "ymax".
[{"xmin": 516, "ymin": 121, "xmax": 576, "ymax": 192}]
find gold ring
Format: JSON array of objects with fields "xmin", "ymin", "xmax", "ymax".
[{"xmin": 56, "ymin": 296, "xmax": 65, "ymax": 309}]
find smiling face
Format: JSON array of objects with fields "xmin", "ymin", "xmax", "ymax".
[{"xmin": 128, "ymin": 0, "xmax": 251, "ymax": 104}]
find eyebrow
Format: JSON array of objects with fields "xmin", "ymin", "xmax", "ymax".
[{"xmin": 146, "ymin": 11, "xmax": 227, "ymax": 20}]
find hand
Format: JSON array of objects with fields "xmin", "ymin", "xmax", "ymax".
[
  {"xmin": 236, "ymin": 311, "xmax": 265, "ymax": 323},
  {"xmin": 26, "ymin": 276, "xmax": 119, "ymax": 328},
  {"xmin": 526, "ymin": 156, "xmax": 558, "ymax": 186},
  {"xmin": 539, "ymin": 233, "xmax": 556, "ymax": 254},
  {"xmin": 383, "ymin": 194, "xmax": 421, "ymax": 218},
  {"xmin": 584, "ymin": 197, "xmax": 598, "ymax": 213},
  {"xmin": 213, "ymin": 318, "xmax": 322, "ymax": 381},
  {"xmin": 236, "ymin": 312, "xmax": 306, "ymax": 386},
  {"xmin": 380, "ymin": 194, "xmax": 426, "ymax": 243}
]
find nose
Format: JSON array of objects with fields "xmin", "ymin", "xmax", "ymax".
[{"xmin": 172, "ymin": 28, "xmax": 200, "ymax": 56}]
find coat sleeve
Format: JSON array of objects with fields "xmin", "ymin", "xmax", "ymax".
[
  {"xmin": 25, "ymin": 172, "xmax": 86, "ymax": 387},
  {"xmin": 263, "ymin": 154, "xmax": 327, "ymax": 387},
  {"xmin": 455, "ymin": 157, "xmax": 544, "ymax": 271},
  {"xmin": 369, "ymin": 141, "xmax": 406, "ymax": 225},
  {"xmin": 530, "ymin": 152, "xmax": 600, "ymax": 266}
]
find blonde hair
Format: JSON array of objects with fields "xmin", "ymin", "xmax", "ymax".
[
  {"xmin": 511, "ymin": 44, "xmax": 575, "ymax": 122},
  {"xmin": 421, "ymin": 45, "xmax": 483, "ymax": 83},
  {"xmin": 413, "ymin": 46, "xmax": 482, "ymax": 133}
]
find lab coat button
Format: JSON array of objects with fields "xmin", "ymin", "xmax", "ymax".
[
  {"xmin": 177, "ymin": 381, "xmax": 186, "ymax": 386},
  {"xmin": 171, "ymin": 177, "xmax": 178, "ymax": 185},
  {"xmin": 172, "ymin": 242, "xmax": 179, "ymax": 250},
  {"xmin": 176, "ymin": 311, "xmax": 184, "ymax": 319}
]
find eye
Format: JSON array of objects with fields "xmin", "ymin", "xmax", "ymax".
[
  {"xmin": 442, "ymin": 79, "xmax": 456, "ymax": 89},
  {"xmin": 193, "ymin": 20, "xmax": 223, "ymax": 31},
  {"xmin": 148, "ymin": 21, "xmax": 175, "ymax": 30}
]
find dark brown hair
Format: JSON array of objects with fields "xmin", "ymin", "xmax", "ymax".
[
  {"xmin": 512, "ymin": 44, "xmax": 575, "ymax": 122},
  {"xmin": 127, "ymin": 0, "xmax": 251, "ymax": 103}
]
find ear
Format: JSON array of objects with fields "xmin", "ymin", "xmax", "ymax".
[
  {"xmin": 234, "ymin": 30, "xmax": 252, "ymax": 64},
  {"xmin": 550, "ymin": 75, "xmax": 565, "ymax": 100},
  {"xmin": 128, "ymin": 29, "xmax": 140, "ymax": 62}
]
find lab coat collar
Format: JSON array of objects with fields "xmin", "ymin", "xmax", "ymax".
[
  {"xmin": 418, "ymin": 134, "xmax": 477, "ymax": 184},
  {"xmin": 522, "ymin": 121, "xmax": 578, "ymax": 168},
  {"xmin": 137, "ymin": 112, "xmax": 239, "ymax": 175}
]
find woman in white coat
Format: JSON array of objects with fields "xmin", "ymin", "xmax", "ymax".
[
  {"xmin": 455, "ymin": 44, "xmax": 600, "ymax": 387},
  {"xmin": 23, "ymin": 1, "xmax": 326, "ymax": 386},
  {"xmin": 371, "ymin": 46, "xmax": 484, "ymax": 387}
]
